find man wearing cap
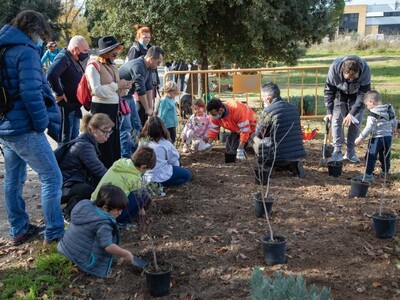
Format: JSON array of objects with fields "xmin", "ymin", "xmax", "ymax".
[
  {"xmin": 119, "ymin": 46, "xmax": 164, "ymax": 127},
  {"xmin": 324, "ymin": 55, "xmax": 371, "ymax": 164},
  {"xmin": 47, "ymin": 36, "xmax": 90, "ymax": 144},
  {"xmin": 41, "ymin": 41, "xmax": 61, "ymax": 66}
]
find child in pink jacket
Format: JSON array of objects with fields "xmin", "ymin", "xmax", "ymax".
[{"xmin": 181, "ymin": 99, "xmax": 212, "ymax": 152}]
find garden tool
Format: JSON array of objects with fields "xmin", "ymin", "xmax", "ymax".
[
  {"xmin": 319, "ymin": 119, "xmax": 331, "ymax": 167},
  {"xmin": 132, "ymin": 255, "xmax": 149, "ymax": 270}
]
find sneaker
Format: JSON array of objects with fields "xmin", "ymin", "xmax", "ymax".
[
  {"xmin": 12, "ymin": 224, "xmax": 43, "ymax": 246},
  {"xmin": 182, "ymin": 143, "xmax": 190, "ymax": 153},
  {"xmin": 191, "ymin": 140, "xmax": 199, "ymax": 152},
  {"xmin": 327, "ymin": 151, "xmax": 343, "ymax": 163},
  {"xmin": 198, "ymin": 141, "xmax": 212, "ymax": 152},
  {"xmin": 344, "ymin": 151, "xmax": 361, "ymax": 164},
  {"xmin": 43, "ymin": 236, "xmax": 62, "ymax": 245},
  {"xmin": 354, "ymin": 174, "xmax": 374, "ymax": 183}
]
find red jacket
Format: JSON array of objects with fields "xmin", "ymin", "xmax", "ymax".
[{"xmin": 208, "ymin": 100, "xmax": 257, "ymax": 143}]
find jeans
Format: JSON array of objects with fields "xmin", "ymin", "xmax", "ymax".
[
  {"xmin": 117, "ymin": 191, "xmax": 149, "ymax": 224},
  {"xmin": 168, "ymin": 127, "xmax": 176, "ymax": 144},
  {"xmin": 365, "ymin": 136, "xmax": 392, "ymax": 175},
  {"xmin": 161, "ymin": 165, "xmax": 192, "ymax": 187},
  {"xmin": 60, "ymin": 107, "xmax": 80, "ymax": 145},
  {"xmin": 120, "ymin": 96, "xmax": 142, "ymax": 158},
  {"xmin": 0, "ymin": 132, "xmax": 64, "ymax": 241},
  {"xmin": 332, "ymin": 99, "xmax": 364, "ymax": 153}
]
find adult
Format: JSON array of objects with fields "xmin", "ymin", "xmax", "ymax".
[
  {"xmin": 119, "ymin": 46, "xmax": 164, "ymax": 127},
  {"xmin": 324, "ymin": 55, "xmax": 371, "ymax": 163},
  {"xmin": 206, "ymin": 98, "xmax": 257, "ymax": 161},
  {"xmin": 86, "ymin": 35, "xmax": 132, "ymax": 168},
  {"xmin": 58, "ymin": 113, "xmax": 113, "ymax": 220},
  {"xmin": 47, "ymin": 35, "xmax": 89, "ymax": 144},
  {"xmin": 0, "ymin": 10, "xmax": 64, "ymax": 245},
  {"xmin": 172, "ymin": 59, "xmax": 188, "ymax": 91},
  {"xmin": 254, "ymin": 83, "xmax": 306, "ymax": 178},
  {"xmin": 41, "ymin": 41, "xmax": 61, "ymax": 66}
]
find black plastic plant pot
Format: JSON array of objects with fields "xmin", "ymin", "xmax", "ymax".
[
  {"xmin": 254, "ymin": 167, "xmax": 269, "ymax": 185},
  {"xmin": 372, "ymin": 212, "xmax": 398, "ymax": 239},
  {"xmin": 327, "ymin": 161, "xmax": 343, "ymax": 177},
  {"xmin": 144, "ymin": 261, "xmax": 172, "ymax": 297},
  {"xmin": 261, "ymin": 235, "xmax": 286, "ymax": 265},
  {"xmin": 225, "ymin": 153, "xmax": 236, "ymax": 164},
  {"xmin": 349, "ymin": 178, "xmax": 370, "ymax": 198},
  {"xmin": 253, "ymin": 192, "xmax": 274, "ymax": 217}
]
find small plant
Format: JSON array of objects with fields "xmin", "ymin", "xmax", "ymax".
[{"xmin": 250, "ymin": 268, "xmax": 331, "ymax": 300}]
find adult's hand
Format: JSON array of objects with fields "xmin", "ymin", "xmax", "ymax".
[
  {"xmin": 324, "ymin": 114, "xmax": 332, "ymax": 123},
  {"xmin": 343, "ymin": 114, "xmax": 353, "ymax": 126},
  {"xmin": 55, "ymin": 94, "xmax": 67, "ymax": 103}
]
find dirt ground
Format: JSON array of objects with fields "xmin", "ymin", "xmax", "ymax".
[{"xmin": 0, "ymin": 139, "xmax": 399, "ymax": 299}]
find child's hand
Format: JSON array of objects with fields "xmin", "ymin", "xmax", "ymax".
[
  {"xmin": 123, "ymin": 251, "xmax": 134, "ymax": 263},
  {"xmin": 139, "ymin": 208, "xmax": 145, "ymax": 216},
  {"xmin": 355, "ymin": 137, "xmax": 362, "ymax": 145}
]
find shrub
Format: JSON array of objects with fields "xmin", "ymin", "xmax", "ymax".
[{"xmin": 250, "ymin": 268, "xmax": 331, "ymax": 300}]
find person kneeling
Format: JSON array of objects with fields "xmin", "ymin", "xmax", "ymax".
[
  {"xmin": 91, "ymin": 146, "xmax": 157, "ymax": 227},
  {"xmin": 57, "ymin": 184, "xmax": 134, "ymax": 277},
  {"xmin": 254, "ymin": 83, "xmax": 306, "ymax": 178}
]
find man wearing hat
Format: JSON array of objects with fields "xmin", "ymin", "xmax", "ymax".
[{"xmin": 119, "ymin": 46, "xmax": 164, "ymax": 127}]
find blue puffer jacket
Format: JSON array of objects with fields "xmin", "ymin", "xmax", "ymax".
[
  {"xmin": 256, "ymin": 97, "xmax": 306, "ymax": 161},
  {"xmin": 0, "ymin": 25, "xmax": 61, "ymax": 139}
]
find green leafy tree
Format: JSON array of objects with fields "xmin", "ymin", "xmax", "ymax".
[
  {"xmin": 85, "ymin": 0, "xmax": 344, "ymax": 94},
  {"xmin": 0, "ymin": 0, "xmax": 62, "ymax": 40}
]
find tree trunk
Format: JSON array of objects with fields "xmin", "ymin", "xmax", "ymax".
[{"xmin": 197, "ymin": 41, "xmax": 209, "ymax": 99}]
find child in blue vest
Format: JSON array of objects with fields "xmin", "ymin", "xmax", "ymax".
[
  {"xmin": 58, "ymin": 183, "xmax": 134, "ymax": 277},
  {"xmin": 157, "ymin": 81, "xmax": 179, "ymax": 143},
  {"xmin": 354, "ymin": 90, "xmax": 398, "ymax": 182}
]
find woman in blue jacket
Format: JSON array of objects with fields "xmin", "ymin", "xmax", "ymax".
[{"xmin": 0, "ymin": 10, "xmax": 64, "ymax": 245}]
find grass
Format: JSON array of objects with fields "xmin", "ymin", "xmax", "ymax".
[{"xmin": 1, "ymin": 246, "xmax": 74, "ymax": 299}]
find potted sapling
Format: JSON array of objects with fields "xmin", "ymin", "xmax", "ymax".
[
  {"xmin": 349, "ymin": 137, "xmax": 371, "ymax": 198},
  {"xmin": 252, "ymin": 116, "xmax": 294, "ymax": 265},
  {"xmin": 131, "ymin": 178, "xmax": 173, "ymax": 297},
  {"xmin": 371, "ymin": 142, "xmax": 398, "ymax": 239}
]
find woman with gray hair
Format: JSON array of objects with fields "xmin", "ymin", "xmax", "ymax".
[{"xmin": 0, "ymin": 10, "xmax": 64, "ymax": 245}]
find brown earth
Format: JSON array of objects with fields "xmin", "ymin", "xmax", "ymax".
[{"xmin": 0, "ymin": 139, "xmax": 399, "ymax": 299}]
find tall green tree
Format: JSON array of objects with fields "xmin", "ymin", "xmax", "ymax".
[
  {"xmin": 86, "ymin": 0, "xmax": 344, "ymax": 93},
  {"xmin": 0, "ymin": 0, "xmax": 62, "ymax": 39}
]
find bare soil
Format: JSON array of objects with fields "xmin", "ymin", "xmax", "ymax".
[{"xmin": 0, "ymin": 140, "xmax": 399, "ymax": 299}]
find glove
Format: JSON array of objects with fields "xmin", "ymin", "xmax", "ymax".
[{"xmin": 236, "ymin": 148, "xmax": 246, "ymax": 160}]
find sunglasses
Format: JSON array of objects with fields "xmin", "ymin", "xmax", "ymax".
[{"xmin": 110, "ymin": 52, "xmax": 119, "ymax": 58}]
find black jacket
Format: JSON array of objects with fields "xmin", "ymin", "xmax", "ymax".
[
  {"xmin": 59, "ymin": 132, "xmax": 107, "ymax": 187},
  {"xmin": 256, "ymin": 97, "xmax": 306, "ymax": 161}
]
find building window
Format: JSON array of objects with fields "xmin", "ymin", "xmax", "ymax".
[
  {"xmin": 339, "ymin": 13, "xmax": 359, "ymax": 33},
  {"xmin": 379, "ymin": 24, "xmax": 400, "ymax": 35},
  {"xmin": 384, "ymin": 11, "xmax": 400, "ymax": 17}
]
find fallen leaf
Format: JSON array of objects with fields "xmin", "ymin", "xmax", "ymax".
[
  {"xmin": 239, "ymin": 253, "xmax": 248, "ymax": 259},
  {"xmin": 372, "ymin": 281, "xmax": 383, "ymax": 288},
  {"xmin": 220, "ymin": 274, "xmax": 232, "ymax": 282},
  {"xmin": 217, "ymin": 247, "xmax": 228, "ymax": 253}
]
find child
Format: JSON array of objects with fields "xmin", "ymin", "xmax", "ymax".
[
  {"xmin": 91, "ymin": 146, "xmax": 157, "ymax": 226},
  {"xmin": 181, "ymin": 99, "xmax": 212, "ymax": 153},
  {"xmin": 140, "ymin": 116, "xmax": 192, "ymax": 188},
  {"xmin": 157, "ymin": 81, "xmax": 179, "ymax": 143},
  {"xmin": 57, "ymin": 184, "xmax": 134, "ymax": 278},
  {"xmin": 354, "ymin": 90, "xmax": 397, "ymax": 182}
]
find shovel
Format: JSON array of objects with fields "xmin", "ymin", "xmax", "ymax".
[
  {"xmin": 132, "ymin": 255, "xmax": 149, "ymax": 270},
  {"xmin": 319, "ymin": 119, "xmax": 331, "ymax": 167}
]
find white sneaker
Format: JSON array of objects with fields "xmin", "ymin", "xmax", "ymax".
[{"xmin": 197, "ymin": 141, "xmax": 212, "ymax": 152}]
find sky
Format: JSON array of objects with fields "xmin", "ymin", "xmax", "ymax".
[{"xmin": 346, "ymin": 0, "xmax": 398, "ymax": 5}]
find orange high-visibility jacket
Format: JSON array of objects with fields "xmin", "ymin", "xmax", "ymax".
[{"xmin": 208, "ymin": 100, "xmax": 257, "ymax": 143}]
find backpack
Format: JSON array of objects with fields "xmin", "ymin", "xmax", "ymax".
[
  {"xmin": 0, "ymin": 46, "xmax": 17, "ymax": 121},
  {"xmin": 76, "ymin": 61, "xmax": 100, "ymax": 110},
  {"xmin": 54, "ymin": 140, "xmax": 76, "ymax": 165}
]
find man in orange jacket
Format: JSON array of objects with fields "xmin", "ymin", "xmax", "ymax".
[{"xmin": 207, "ymin": 98, "xmax": 257, "ymax": 161}]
